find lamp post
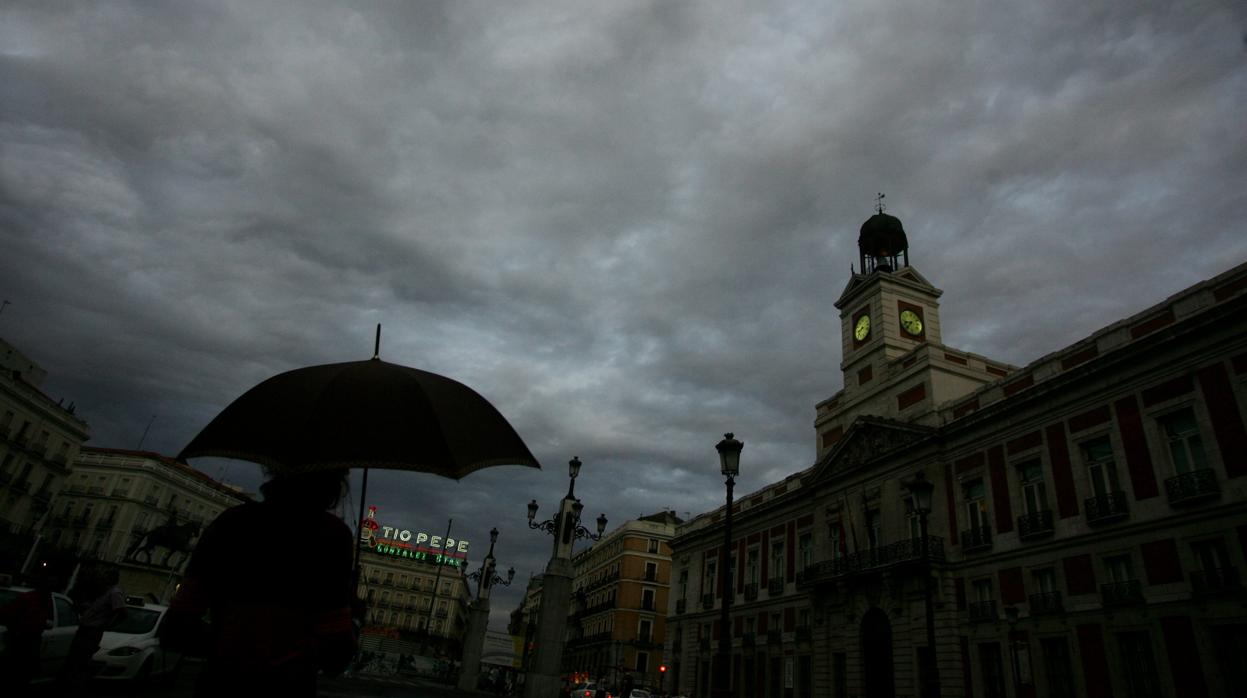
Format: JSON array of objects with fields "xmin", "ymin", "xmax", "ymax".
[
  {"xmin": 524, "ymin": 457, "xmax": 607, "ymax": 698},
  {"xmin": 906, "ymin": 472, "xmax": 939, "ymax": 698},
  {"xmin": 459, "ymin": 527, "xmax": 516, "ymax": 691},
  {"xmin": 713, "ymin": 433, "xmax": 743, "ymax": 698}
]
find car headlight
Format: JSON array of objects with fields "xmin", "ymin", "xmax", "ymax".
[{"xmin": 107, "ymin": 646, "xmax": 144, "ymax": 657}]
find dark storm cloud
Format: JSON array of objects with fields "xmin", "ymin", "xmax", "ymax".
[{"xmin": 2, "ymin": 0, "xmax": 1244, "ymax": 625}]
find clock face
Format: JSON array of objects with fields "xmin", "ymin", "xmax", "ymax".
[
  {"xmin": 900, "ymin": 309, "xmax": 923, "ymax": 336},
  {"xmin": 854, "ymin": 315, "xmax": 871, "ymax": 341}
]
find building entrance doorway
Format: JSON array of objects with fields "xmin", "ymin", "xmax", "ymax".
[{"xmin": 861, "ymin": 607, "xmax": 895, "ymax": 698}]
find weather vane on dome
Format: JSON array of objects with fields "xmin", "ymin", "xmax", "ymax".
[{"xmin": 876, "ymin": 192, "xmax": 886, "ymax": 214}]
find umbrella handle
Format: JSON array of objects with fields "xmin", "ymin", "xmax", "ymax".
[{"xmin": 352, "ymin": 467, "xmax": 370, "ymax": 595}]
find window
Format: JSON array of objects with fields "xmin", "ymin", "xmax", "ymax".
[
  {"xmin": 704, "ymin": 559, "xmax": 717, "ymax": 595},
  {"xmin": 642, "ymin": 588, "xmax": 656, "ymax": 611},
  {"xmin": 905, "ymin": 500, "xmax": 921, "ymax": 541},
  {"xmin": 963, "ymin": 480, "xmax": 989, "ymax": 532},
  {"xmin": 1032, "ymin": 568, "xmax": 1057, "ymax": 594},
  {"xmin": 636, "ymin": 651, "xmax": 649, "ymax": 673},
  {"xmin": 648, "ymin": 538, "xmax": 659, "ymax": 553},
  {"xmin": 770, "ymin": 541, "xmax": 784, "ymax": 582},
  {"xmin": 1106, "ymin": 554, "xmax": 1134, "ymax": 583},
  {"xmin": 384, "ymin": 572, "xmax": 394, "ymax": 585},
  {"xmin": 1117, "ymin": 631, "xmax": 1162, "ymax": 698},
  {"xmin": 1041, "ymin": 638, "xmax": 1076, "ymax": 698},
  {"xmin": 1017, "ymin": 460, "xmax": 1048, "ymax": 514},
  {"xmin": 645, "ymin": 561, "xmax": 657, "ymax": 581},
  {"xmin": 798, "ymin": 608, "xmax": 811, "ymax": 629},
  {"xmin": 979, "ymin": 643, "xmax": 1007, "ymax": 698},
  {"xmin": 972, "ymin": 578, "xmax": 994, "ymax": 603},
  {"xmin": 380, "ymin": 591, "xmax": 390, "ymax": 604},
  {"xmin": 798, "ymin": 532, "xmax": 813, "ymax": 571},
  {"xmin": 1082, "ymin": 437, "xmax": 1121, "ymax": 498},
  {"xmin": 865, "ymin": 509, "xmax": 881, "ymax": 550},
  {"xmin": 830, "ymin": 522, "xmax": 844, "ymax": 560},
  {"xmin": 639, "ymin": 619, "xmax": 653, "ymax": 643},
  {"xmin": 1159, "ymin": 408, "xmax": 1208, "ymax": 473},
  {"xmin": 747, "ymin": 546, "xmax": 760, "ymax": 584},
  {"xmin": 678, "ymin": 569, "xmax": 688, "ymax": 600}
]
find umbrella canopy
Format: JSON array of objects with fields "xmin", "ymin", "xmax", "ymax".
[{"xmin": 179, "ymin": 358, "xmax": 541, "ymax": 478}]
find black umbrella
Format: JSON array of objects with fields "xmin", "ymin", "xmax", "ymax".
[{"xmin": 179, "ymin": 327, "xmax": 541, "ymax": 578}]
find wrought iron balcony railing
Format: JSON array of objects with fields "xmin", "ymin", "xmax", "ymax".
[
  {"xmin": 1029, "ymin": 591, "xmax": 1063, "ymax": 615},
  {"xmin": 766, "ymin": 630, "xmax": 782, "ymax": 645},
  {"xmin": 961, "ymin": 526, "xmax": 992, "ymax": 552},
  {"xmin": 701, "ymin": 593, "xmax": 715, "ymax": 610},
  {"xmin": 1085, "ymin": 491, "xmax": 1129, "ymax": 524},
  {"xmin": 968, "ymin": 600, "xmax": 998, "ymax": 622},
  {"xmin": 1017, "ymin": 510, "xmax": 1054, "ymax": 540},
  {"xmin": 1165, "ymin": 469, "xmax": 1219, "ymax": 506},
  {"xmin": 795, "ymin": 625, "xmax": 812, "ymax": 642},
  {"xmin": 1101, "ymin": 580, "xmax": 1144, "ymax": 607},
  {"xmin": 797, "ymin": 536, "xmax": 946, "ymax": 588},
  {"xmin": 741, "ymin": 632, "xmax": 756, "ymax": 648},
  {"xmin": 1191, "ymin": 567, "xmax": 1241, "ymax": 597},
  {"xmin": 768, "ymin": 577, "xmax": 785, "ymax": 595},
  {"xmin": 675, "ymin": 599, "xmax": 687, "ymax": 614},
  {"xmin": 743, "ymin": 583, "xmax": 759, "ymax": 601},
  {"xmin": 698, "ymin": 637, "xmax": 711, "ymax": 652}
]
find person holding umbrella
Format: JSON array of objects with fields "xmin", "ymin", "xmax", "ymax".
[{"xmin": 161, "ymin": 468, "xmax": 357, "ymax": 696}]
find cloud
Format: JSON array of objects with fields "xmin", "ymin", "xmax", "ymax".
[{"xmin": 2, "ymin": 0, "xmax": 1244, "ymax": 628}]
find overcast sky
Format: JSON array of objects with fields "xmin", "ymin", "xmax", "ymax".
[{"xmin": 2, "ymin": 1, "xmax": 1245, "ymax": 629}]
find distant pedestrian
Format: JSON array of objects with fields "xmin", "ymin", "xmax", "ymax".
[
  {"xmin": 161, "ymin": 468, "xmax": 357, "ymax": 697},
  {"xmin": 62, "ymin": 567, "xmax": 127, "ymax": 690},
  {"xmin": 0, "ymin": 574, "xmax": 55, "ymax": 695}
]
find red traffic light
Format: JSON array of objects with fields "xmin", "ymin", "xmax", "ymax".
[{"xmin": 659, "ymin": 665, "xmax": 667, "ymax": 673}]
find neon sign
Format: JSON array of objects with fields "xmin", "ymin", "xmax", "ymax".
[{"xmin": 361, "ymin": 506, "xmax": 469, "ymax": 567}]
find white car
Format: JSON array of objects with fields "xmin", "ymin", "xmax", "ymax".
[
  {"xmin": 0, "ymin": 585, "xmax": 80, "ymax": 682},
  {"xmin": 91, "ymin": 601, "xmax": 182, "ymax": 682},
  {"xmin": 573, "ymin": 682, "xmax": 614, "ymax": 698}
]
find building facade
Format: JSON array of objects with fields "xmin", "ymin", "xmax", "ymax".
[
  {"xmin": 566, "ymin": 511, "xmax": 680, "ymax": 689},
  {"xmin": 46, "ymin": 447, "xmax": 250, "ymax": 599},
  {"xmin": 667, "ymin": 213, "xmax": 1247, "ymax": 698},
  {"xmin": 0, "ymin": 339, "xmax": 90, "ymax": 574},
  {"xmin": 355, "ymin": 510, "xmax": 473, "ymax": 656}
]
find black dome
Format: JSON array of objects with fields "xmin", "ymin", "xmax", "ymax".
[{"xmin": 858, "ymin": 213, "xmax": 908, "ymax": 258}]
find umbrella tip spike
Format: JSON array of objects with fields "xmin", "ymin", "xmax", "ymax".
[{"xmin": 373, "ymin": 323, "xmax": 381, "ymax": 359}]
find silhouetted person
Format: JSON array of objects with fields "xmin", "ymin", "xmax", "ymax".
[
  {"xmin": 161, "ymin": 468, "xmax": 356, "ymax": 697},
  {"xmin": 0, "ymin": 574, "xmax": 55, "ymax": 695},
  {"xmin": 63, "ymin": 567, "xmax": 126, "ymax": 690}
]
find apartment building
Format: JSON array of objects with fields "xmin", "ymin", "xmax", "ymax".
[
  {"xmin": 667, "ymin": 212, "xmax": 1247, "ymax": 698},
  {"xmin": 566, "ymin": 511, "xmax": 680, "ymax": 689},
  {"xmin": 0, "ymin": 338, "xmax": 90, "ymax": 573}
]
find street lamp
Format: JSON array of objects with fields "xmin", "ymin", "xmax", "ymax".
[
  {"xmin": 459, "ymin": 526, "xmax": 515, "ymax": 691},
  {"xmin": 523, "ymin": 458, "xmax": 608, "ymax": 698},
  {"xmin": 906, "ymin": 472, "xmax": 939, "ymax": 698},
  {"xmin": 713, "ymin": 432, "xmax": 743, "ymax": 698}
]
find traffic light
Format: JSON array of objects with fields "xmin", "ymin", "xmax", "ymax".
[{"xmin": 659, "ymin": 665, "xmax": 667, "ymax": 673}]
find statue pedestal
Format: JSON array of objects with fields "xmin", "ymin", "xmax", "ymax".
[
  {"xmin": 523, "ymin": 557, "xmax": 573, "ymax": 698},
  {"xmin": 457, "ymin": 599, "xmax": 491, "ymax": 691}
]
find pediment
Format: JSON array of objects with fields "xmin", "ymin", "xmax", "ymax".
[
  {"xmin": 833, "ymin": 273, "xmax": 869, "ymax": 310},
  {"xmin": 804, "ymin": 416, "xmax": 934, "ymax": 485}
]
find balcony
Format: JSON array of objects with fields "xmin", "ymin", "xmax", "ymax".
[
  {"xmin": 1165, "ymin": 470, "xmax": 1219, "ymax": 507},
  {"xmin": 1085, "ymin": 491, "xmax": 1129, "ymax": 524},
  {"xmin": 144, "ymin": 495, "xmax": 158, "ymax": 506},
  {"xmin": 49, "ymin": 451, "xmax": 69, "ymax": 467},
  {"xmin": 111, "ymin": 489, "xmax": 129, "ymax": 498},
  {"xmin": 1017, "ymin": 510, "xmax": 1054, "ymax": 540},
  {"xmin": 675, "ymin": 599, "xmax": 687, "ymax": 615},
  {"xmin": 768, "ymin": 577, "xmax": 785, "ymax": 595},
  {"xmin": 798, "ymin": 536, "xmax": 946, "ymax": 588},
  {"xmin": 743, "ymin": 583, "xmax": 759, "ymax": 601},
  {"xmin": 741, "ymin": 632, "xmax": 755, "ymax": 648},
  {"xmin": 968, "ymin": 600, "xmax": 998, "ymax": 623},
  {"xmin": 961, "ymin": 526, "xmax": 992, "ymax": 553},
  {"xmin": 766, "ymin": 630, "xmax": 782, "ymax": 645},
  {"xmin": 1191, "ymin": 567, "xmax": 1241, "ymax": 597},
  {"xmin": 1029, "ymin": 591, "xmax": 1063, "ymax": 615},
  {"xmin": 698, "ymin": 638, "xmax": 711, "ymax": 652},
  {"xmin": 701, "ymin": 593, "xmax": 715, "ymax": 610},
  {"xmin": 1101, "ymin": 580, "xmax": 1144, "ymax": 607},
  {"xmin": 795, "ymin": 625, "xmax": 812, "ymax": 642}
]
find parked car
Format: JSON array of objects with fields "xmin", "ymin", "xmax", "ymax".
[
  {"xmin": 572, "ymin": 682, "xmax": 614, "ymax": 698},
  {"xmin": 629, "ymin": 690, "xmax": 651, "ymax": 698},
  {"xmin": 0, "ymin": 585, "xmax": 80, "ymax": 682},
  {"xmin": 91, "ymin": 600, "xmax": 182, "ymax": 683}
]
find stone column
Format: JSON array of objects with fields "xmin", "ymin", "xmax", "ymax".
[
  {"xmin": 524, "ymin": 556, "xmax": 573, "ymax": 698},
  {"xmin": 458, "ymin": 598, "xmax": 492, "ymax": 691}
]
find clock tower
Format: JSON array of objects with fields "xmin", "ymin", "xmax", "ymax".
[
  {"xmin": 834, "ymin": 209, "xmax": 944, "ymax": 387},
  {"xmin": 814, "ymin": 206, "xmax": 1016, "ymax": 458}
]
